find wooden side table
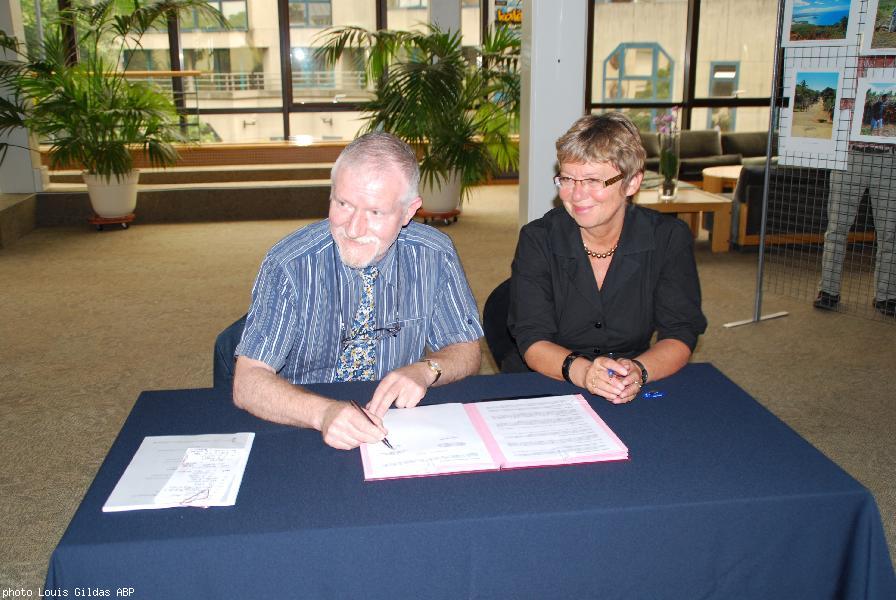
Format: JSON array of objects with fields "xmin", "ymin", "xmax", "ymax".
[
  {"xmin": 701, "ymin": 165, "xmax": 743, "ymax": 194},
  {"xmin": 634, "ymin": 188, "xmax": 732, "ymax": 253}
]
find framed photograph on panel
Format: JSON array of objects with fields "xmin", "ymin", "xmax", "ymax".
[
  {"xmin": 860, "ymin": 0, "xmax": 896, "ymax": 55},
  {"xmin": 779, "ymin": 66, "xmax": 848, "ymax": 167},
  {"xmin": 783, "ymin": 0, "xmax": 860, "ymax": 47},
  {"xmin": 850, "ymin": 77, "xmax": 896, "ymax": 142}
]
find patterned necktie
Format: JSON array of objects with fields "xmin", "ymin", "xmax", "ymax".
[{"xmin": 335, "ymin": 265, "xmax": 379, "ymax": 381}]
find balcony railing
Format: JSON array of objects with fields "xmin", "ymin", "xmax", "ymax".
[{"xmin": 125, "ymin": 69, "xmax": 375, "ymax": 114}]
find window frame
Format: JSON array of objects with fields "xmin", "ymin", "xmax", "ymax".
[{"xmin": 602, "ymin": 42, "xmax": 674, "ymax": 105}]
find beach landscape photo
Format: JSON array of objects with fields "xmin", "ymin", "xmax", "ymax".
[{"xmin": 789, "ymin": 0, "xmax": 852, "ymax": 42}]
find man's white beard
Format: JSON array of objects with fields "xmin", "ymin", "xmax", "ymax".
[{"xmin": 333, "ymin": 228, "xmax": 381, "ymax": 268}]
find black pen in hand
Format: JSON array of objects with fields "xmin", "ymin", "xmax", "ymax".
[{"xmin": 349, "ymin": 400, "xmax": 394, "ymax": 450}]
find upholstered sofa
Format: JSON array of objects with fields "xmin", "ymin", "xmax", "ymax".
[
  {"xmin": 641, "ymin": 130, "xmax": 772, "ymax": 183},
  {"xmin": 728, "ymin": 164, "xmax": 874, "ymax": 248},
  {"xmin": 721, "ymin": 131, "xmax": 774, "ymax": 166}
]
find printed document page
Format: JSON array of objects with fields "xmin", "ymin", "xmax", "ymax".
[
  {"xmin": 469, "ymin": 395, "xmax": 628, "ymax": 467},
  {"xmin": 103, "ymin": 432, "xmax": 255, "ymax": 512},
  {"xmin": 360, "ymin": 403, "xmax": 497, "ymax": 480}
]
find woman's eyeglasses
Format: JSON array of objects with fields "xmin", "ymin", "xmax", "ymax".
[{"xmin": 553, "ymin": 173, "xmax": 625, "ymax": 191}]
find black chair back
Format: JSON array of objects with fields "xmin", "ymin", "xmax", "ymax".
[
  {"xmin": 213, "ymin": 314, "xmax": 247, "ymax": 390},
  {"xmin": 483, "ymin": 279, "xmax": 515, "ymax": 370}
]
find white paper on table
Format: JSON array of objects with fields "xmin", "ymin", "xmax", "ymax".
[
  {"xmin": 102, "ymin": 433, "xmax": 254, "ymax": 512},
  {"xmin": 467, "ymin": 395, "xmax": 629, "ymax": 468},
  {"xmin": 360, "ymin": 403, "xmax": 498, "ymax": 479}
]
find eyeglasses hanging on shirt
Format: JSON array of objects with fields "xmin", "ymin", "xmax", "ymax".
[{"xmin": 334, "ymin": 243, "xmax": 410, "ymax": 351}]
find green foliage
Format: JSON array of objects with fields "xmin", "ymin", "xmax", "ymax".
[
  {"xmin": 0, "ymin": 0, "xmax": 227, "ymax": 179},
  {"xmin": 314, "ymin": 23, "xmax": 520, "ymax": 199},
  {"xmin": 821, "ymin": 89, "xmax": 836, "ymax": 114},
  {"xmin": 789, "ymin": 20, "xmax": 847, "ymax": 42}
]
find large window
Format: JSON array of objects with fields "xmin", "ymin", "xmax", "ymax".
[
  {"xmin": 590, "ymin": 0, "xmax": 776, "ymax": 133},
  {"xmin": 22, "ymin": 0, "xmax": 776, "ymax": 144}
]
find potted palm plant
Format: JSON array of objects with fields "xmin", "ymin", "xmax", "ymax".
[
  {"xmin": 314, "ymin": 23, "xmax": 520, "ymax": 215},
  {"xmin": 0, "ymin": 0, "xmax": 225, "ymax": 220}
]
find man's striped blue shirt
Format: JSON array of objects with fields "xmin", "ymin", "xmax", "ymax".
[{"xmin": 236, "ymin": 220, "xmax": 484, "ymax": 384}]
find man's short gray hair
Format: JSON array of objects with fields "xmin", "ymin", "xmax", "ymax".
[{"xmin": 331, "ymin": 131, "xmax": 421, "ymax": 207}]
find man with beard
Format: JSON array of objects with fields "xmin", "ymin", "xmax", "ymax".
[{"xmin": 233, "ymin": 132, "xmax": 483, "ymax": 449}]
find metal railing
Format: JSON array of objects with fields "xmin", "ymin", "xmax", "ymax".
[{"xmin": 127, "ymin": 69, "xmax": 368, "ymax": 96}]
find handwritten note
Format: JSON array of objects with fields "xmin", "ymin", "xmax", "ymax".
[
  {"xmin": 155, "ymin": 447, "xmax": 247, "ymax": 507},
  {"xmin": 103, "ymin": 433, "xmax": 254, "ymax": 512}
]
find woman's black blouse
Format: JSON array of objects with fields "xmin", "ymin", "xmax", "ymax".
[{"xmin": 507, "ymin": 204, "xmax": 707, "ymax": 366}]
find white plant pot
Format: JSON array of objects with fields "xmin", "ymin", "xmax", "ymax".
[
  {"xmin": 82, "ymin": 170, "xmax": 139, "ymax": 218},
  {"xmin": 420, "ymin": 171, "xmax": 462, "ymax": 213}
]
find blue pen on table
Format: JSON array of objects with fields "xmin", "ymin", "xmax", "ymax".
[{"xmin": 349, "ymin": 400, "xmax": 394, "ymax": 450}]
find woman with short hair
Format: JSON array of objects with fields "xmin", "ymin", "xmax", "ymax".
[{"xmin": 506, "ymin": 112, "xmax": 707, "ymax": 403}]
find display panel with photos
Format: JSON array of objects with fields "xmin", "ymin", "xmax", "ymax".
[
  {"xmin": 850, "ymin": 73, "xmax": 896, "ymax": 142},
  {"xmin": 782, "ymin": 0, "xmax": 861, "ymax": 47},
  {"xmin": 860, "ymin": 0, "xmax": 896, "ymax": 55}
]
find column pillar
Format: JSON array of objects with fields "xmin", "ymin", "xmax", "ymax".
[
  {"xmin": 0, "ymin": 0, "xmax": 44, "ymax": 193},
  {"xmin": 518, "ymin": 0, "xmax": 588, "ymax": 225}
]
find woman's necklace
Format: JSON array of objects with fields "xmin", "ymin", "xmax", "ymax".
[{"xmin": 583, "ymin": 241, "xmax": 618, "ymax": 259}]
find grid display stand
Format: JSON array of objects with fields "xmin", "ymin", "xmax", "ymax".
[{"xmin": 754, "ymin": 0, "xmax": 896, "ymax": 322}]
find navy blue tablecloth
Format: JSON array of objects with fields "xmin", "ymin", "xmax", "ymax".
[{"xmin": 45, "ymin": 364, "xmax": 895, "ymax": 599}]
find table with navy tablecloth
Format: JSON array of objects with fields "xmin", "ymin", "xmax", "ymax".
[{"xmin": 45, "ymin": 363, "xmax": 895, "ymax": 599}]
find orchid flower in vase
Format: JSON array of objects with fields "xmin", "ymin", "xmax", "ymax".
[{"xmin": 653, "ymin": 108, "xmax": 680, "ymax": 200}]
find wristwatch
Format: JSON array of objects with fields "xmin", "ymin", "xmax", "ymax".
[
  {"xmin": 420, "ymin": 358, "xmax": 442, "ymax": 386},
  {"xmin": 631, "ymin": 359, "xmax": 648, "ymax": 386},
  {"xmin": 561, "ymin": 351, "xmax": 586, "ymax": 385}
]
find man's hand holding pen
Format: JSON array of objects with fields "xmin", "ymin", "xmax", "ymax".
[{"xmin": 319, "ymin": 399, "xmax": 390, "ymax": 450}]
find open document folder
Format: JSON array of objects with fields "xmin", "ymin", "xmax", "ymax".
[
  {"xmin": 360, "ymin": 395, "xmax": 628, "ymax": 480},
  {"xmin": 103, "ymin": 433, "xmax": 255, "ymax": 511}
]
